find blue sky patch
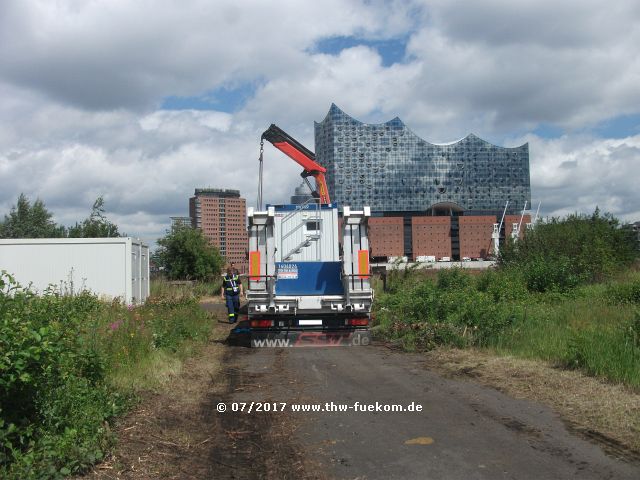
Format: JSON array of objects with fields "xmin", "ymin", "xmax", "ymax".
[
  {"xmin": 161, "ymin": 82, "xmax": 256, "ymax": 112},
  {"xmin": 532, "ymin": 114, "xmax": 640, "ymax": 140},
  {"xmin": 312, "ymin": 35, "xmax": 408, "ymax": 67},
  {"xmin": 532, "ymin": 123, "xmax": 565, "ymax": 139},
  {"xmin": 591, "ymin": 113, "xmax": 640, "ymax": 138}
]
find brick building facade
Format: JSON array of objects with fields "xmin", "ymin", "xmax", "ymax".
[
  {"xmin": 458, "ymin": 216, "xmax": 496, "ymax": 259},
  {"xmin": 412, "ymin": 217, "xmax": 452, "ymax": 260},
  {"xmin": 369, "ymin": 217, "xmax": 404, "ymax": 258},
  {"xmin": 189, "ymin": 188, "xmax": 248, "ymax": 273}
]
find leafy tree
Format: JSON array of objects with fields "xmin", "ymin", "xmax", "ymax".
[
  {"xmin": 0, "ymin": 193, "xmax": 66, "ymax": 238},
  {"xmin": 498, "ymin": 208, "xmax": 638, "ymax": 291},
  {"xmin": 67, "ymin": 196, "xmax": 120, "ymax": 238},
  {"xmin": 154, "ymin": 224, "xmax": 223, "ymax": 281}
]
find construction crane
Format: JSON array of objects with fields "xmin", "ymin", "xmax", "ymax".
[{"xmin": 258, "ymin": 124, "xmax": 330, "ymax": 207}]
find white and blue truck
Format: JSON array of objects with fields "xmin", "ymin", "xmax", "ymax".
[{"xmin": 230, "ymin": 125, "xmax": 373, "ymax": 347}]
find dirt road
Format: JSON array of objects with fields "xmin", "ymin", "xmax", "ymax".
[
  {"xmin": 228, "ymin": 343, "xmax": 640, "ymax": 479},
  {"xmin": 89, "ymin": 303, "xmax": 640, "ymax": 479}
]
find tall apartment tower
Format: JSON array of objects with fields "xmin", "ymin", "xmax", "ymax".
[{"xmin": 189, "ymin": 188, "xmax": 247, "ymax": 272}]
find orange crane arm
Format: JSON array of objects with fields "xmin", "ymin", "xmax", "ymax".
[{"xmin": 261, "ymin": 124, "xmax": 331, "ymax": 204}]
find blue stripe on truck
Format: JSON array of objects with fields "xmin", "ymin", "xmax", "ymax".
[{"xmin": 275, "ymin": 261, "xmax": 343, "ymax": 295}]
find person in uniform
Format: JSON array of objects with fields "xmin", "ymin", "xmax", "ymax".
[{"xmin": 220, "ymin": 266, "xmax": 243, "ymax": 323}]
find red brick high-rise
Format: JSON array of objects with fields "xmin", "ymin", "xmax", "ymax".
[{"xmin": 189, "ymin": 188, "xmax": 247, "ymax": 273}]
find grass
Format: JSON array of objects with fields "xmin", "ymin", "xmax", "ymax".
[
  {"xmin": 490, "ymin": 298, "xmax": 640, "ymax": 387},
  {"xmin": 150, "ymin": 278, "xmax": 220, "ymax": 300},
  {"xmin": 150, "ymin": 276, "xmax": 249, "ymax": 302},
  {"xmin": 0, "ymin": 274, "xmax": 215, "ymax": 479},
  {"xmin": 374, "ymin": 268, "xmax": 640, "ymax": 390},
  {"xmin": 102, "ymin": 301, "xmax": 212, "ymax": 391}
]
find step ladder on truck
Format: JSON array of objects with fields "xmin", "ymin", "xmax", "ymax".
[{"xmin": 230, "ymin": 124, "xmax": 374, "ymax": 347}]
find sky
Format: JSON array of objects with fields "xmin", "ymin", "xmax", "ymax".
[{"xmin": 1, "ymin": 0, "xmax": 639, "ymax": 248}]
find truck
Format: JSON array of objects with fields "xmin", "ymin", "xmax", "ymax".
[{"xmin": 230, "ymin": 125, "xmax": 373, "ymax": 347}]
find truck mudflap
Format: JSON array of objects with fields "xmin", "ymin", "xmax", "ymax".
[{"xmin": 228, "ymin": 321, "xmax": 371, "ymax": 348}]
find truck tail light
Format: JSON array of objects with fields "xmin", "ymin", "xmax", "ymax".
[
  {"xmin": 348, "ymin": 318, "xmax": 369, "ymax": 326},
  {"xmin": 250, "ymin": 319, "xmax": 274, "ymax": 328}
]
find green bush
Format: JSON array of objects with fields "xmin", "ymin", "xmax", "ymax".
[
  {"xmin": 0, "ymin": 272, "xmax": 212, "ymax": 479},
  {"xmin": 499, "ymin": 209, "xmax": 637, "ymax": 289},
  {"xmin": 0, "ymin": 273, "xmax": 124, "ymax": 479},
  {"xmin": 476, "ymin": 268, "xmax": 529, "ymax": 302},
  {"xmin": 375, "ymin": 269, "xmax": 522, "ymax": 349},
  {"xmin": 373, "ymin": 266, "xmax": 640, "ymax": 389},
  {"xmin": 604, "ymin": 277, "xmax": 640, "ymax": 305},
  {"xmin": 520, "ymin": 255, "xmax": 584, "ymax": 293}
]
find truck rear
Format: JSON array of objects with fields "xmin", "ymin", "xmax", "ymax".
[{"xmin": 233, "ymin": 202, "xmax": 373, "ymax": 347}]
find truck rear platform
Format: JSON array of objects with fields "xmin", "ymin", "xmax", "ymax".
[{"xmin": 230, "ymin": 202, "xmax": 373, "ymax": 347}]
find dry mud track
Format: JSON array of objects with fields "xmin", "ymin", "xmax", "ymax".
[
  {"xmin": 86, "ymin": 302, "xmax": 640, "ymax": 479},
  {"xmin": 85, "ymin": 302, "xmax": 317, "ymax": 480}
]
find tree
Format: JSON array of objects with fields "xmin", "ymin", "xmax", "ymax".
[
  {"xmin": 498, "ymin": 208, "xmax": 638, "ymax": 291},
  {"xmin": 67, "ymin": 196, "xmax": 120, "ymax": 238},
  {"xmin": 154, "ymin": 224, "xmax": 223, "ymax": 281},
  {"xmin": 0, "ymin": 193, "xmax": 66, "ymax": 238}
]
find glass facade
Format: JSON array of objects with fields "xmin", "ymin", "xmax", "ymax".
[{"xmin": 314, "ymin": 104, "xmax": 530, "ymax": 214}]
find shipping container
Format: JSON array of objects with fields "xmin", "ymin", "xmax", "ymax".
[{"xmin": 0, "ymin": 237, "xmax": 149, "ymax": 304}]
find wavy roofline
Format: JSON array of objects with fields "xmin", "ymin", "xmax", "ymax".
[{"xmin": 316, "ymin": 103, "xmax": 528, "ymax": 150}]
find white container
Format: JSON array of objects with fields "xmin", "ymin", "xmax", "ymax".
[
  {"xmin": 0, "ymin": 238, "xmax": 149, "ymax": 304},
  {"xmin": 272, "ymin": 204, "xmax": 340, "ymax": 262}
]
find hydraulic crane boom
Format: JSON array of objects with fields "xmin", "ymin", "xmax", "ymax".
[{"xmin": 261, "ymin": 124, "xmax": 331, "ymax": 204}]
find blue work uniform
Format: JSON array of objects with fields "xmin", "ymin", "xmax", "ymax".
[{"xmin": 222, "ymin": 273, "xmax": 241, "ymax": 323}]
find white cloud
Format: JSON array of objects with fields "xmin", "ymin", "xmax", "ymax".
[
  {"xmin": 0, "ymin": 103, "xmax": 301, "ymax": 246},
  {"xmin": 1, "ymin": 0, "xmax": 640, "ymax": 250},
  {"xmin": 402, "ymin": 0, "xmax": 640, "ymax": 134},
  {"xmin": 527, "ymin": 134, "xmax": 640, "ymax": 221},
  {"xmin": 0, "ymin": 0, "xmax": 414, "ymax": 110}
]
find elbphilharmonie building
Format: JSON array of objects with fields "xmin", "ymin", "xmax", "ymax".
[
  {"xmin": 313, "ymin": 104, "xmax": 531, "ymax": 260},
  {"xmin": 315, "ymin": 104, "xmax": 530, "ymax": 215}
]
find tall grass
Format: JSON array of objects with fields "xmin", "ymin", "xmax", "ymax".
[
  {"xmin": 376, "ymin": 211, "xmax": 640, "ymax": 387},
  {"xmin": 374, "ymin": 268, "xmax": 640, "ymax": 389},
  {"xmin": 150, "ymin": 278, "xmax": 220, "ymax": 299},
  {"xmin": 0, "ymin": 272, "xmax": 213, "ymax": 479}
]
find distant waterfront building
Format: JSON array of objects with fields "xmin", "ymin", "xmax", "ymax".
[
  {"xmin": 189, "ymin": 188, "xmax": 247, "ymax": 272},
  {"xmin": 290, "ymin": 182, "xmax": 314, "ymax": 205},
  {"xmin": 314, "ymin": 104, "xmax": 532, "ymax": 260},
  {"xmin": 315, "ymin": 104, "xmax": 530, "ymax": 214},
  {"xmin": 170, "ymin": 216, "xmax": 192, "ymax": 228}
]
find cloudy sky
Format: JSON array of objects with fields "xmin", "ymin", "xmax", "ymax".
[{"xmin": 1, "ymin": 0, "xmax": 639, "ymax": 247}]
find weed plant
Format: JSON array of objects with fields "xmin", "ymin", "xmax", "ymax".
[{"xmin": 0, "ymin": 272, "xmax": 212, "ymax": 479}]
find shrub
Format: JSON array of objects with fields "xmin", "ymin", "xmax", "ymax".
[
  {"xmin": 604, "ymin": 278, "xmax": 640, "ymax": 305},
  {"xmin": 0, "ymin": 272, "xmax": 212, "ymax": 478},
  {"xmin": 0, "ymin": 273, "xmax": 124, "ymax": 479},
  {"xmin": 499, "ymin": 209, "xmax": 637, "ymax": 290},
  {"xmin": 476, "ymin": 269, "xmax": 529, "ymax": 302},
  {"xmin": 375, "ymin": 269, "xmax": 521, "ymax": 349}
]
